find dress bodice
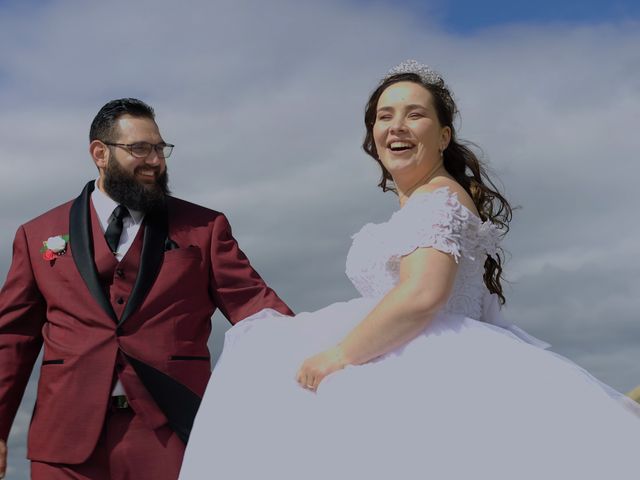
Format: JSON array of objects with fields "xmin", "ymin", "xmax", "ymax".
[{"xmin": 345, "ymin": 187, "xmax": 503, "ymax": 320}]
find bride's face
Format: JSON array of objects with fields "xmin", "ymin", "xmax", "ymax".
[{"xmin": 373, "ymin": 81, "xmax": 450, "ymax": 179}]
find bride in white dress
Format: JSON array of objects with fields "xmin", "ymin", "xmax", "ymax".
[{"xmin": 179, "ymin": 61, "xmax": 640, "ymax": 480}]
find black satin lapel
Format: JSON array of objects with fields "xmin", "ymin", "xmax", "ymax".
[
  {"xmin": 70, "ymin": 181, "xmax": 117, "ymax": 322},
  {"xmin": 118, "ymin": 206, "xmax": 167, "ymax": 326},
  {"xmin": 125, "ymin": 353, "xmax": 201, "ymax": 444}
]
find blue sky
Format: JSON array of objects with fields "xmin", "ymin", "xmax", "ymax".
[
  {"xmin": 1, "ymin": 1, "xmax": 639, "ymax": 478},
  {"xmin": 356, "ymin": 0, "xmax": 640, "ymax": 32}
]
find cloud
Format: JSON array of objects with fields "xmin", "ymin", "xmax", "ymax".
[{"xmin": 1, "ymin": 1, "xmax": 639, "ymax": 477}]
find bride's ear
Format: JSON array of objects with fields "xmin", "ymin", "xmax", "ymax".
[{"xmin": 440, "ymin": 126, "xmax": 451, "ymax": 151}]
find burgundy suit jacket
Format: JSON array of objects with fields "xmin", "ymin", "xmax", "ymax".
[{"xmin": 0, "ymin": 181, "xmax": 293, "ymax": 464}]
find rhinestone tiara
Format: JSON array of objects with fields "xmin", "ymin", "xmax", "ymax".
[{"xmin": 384, "ymin": 59, "xmax": 444, "ymax": 86}]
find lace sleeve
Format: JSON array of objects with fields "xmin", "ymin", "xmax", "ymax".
[{"xmin": 393, "ymin": 187, "xmax": 471, "ymax": 263}]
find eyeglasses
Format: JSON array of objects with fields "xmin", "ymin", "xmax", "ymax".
[{"xmin": 104, "ymin": 141, "xmax": 175, "ymax": 158}]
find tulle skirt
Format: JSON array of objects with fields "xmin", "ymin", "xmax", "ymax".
[{"xmin": 179, "ymin": 297, "xmax": 640, "ymax": 480}]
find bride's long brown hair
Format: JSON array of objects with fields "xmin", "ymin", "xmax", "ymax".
[{"xmin": 362, "ymin": 72, "xmax": 512, "ymax": 304}]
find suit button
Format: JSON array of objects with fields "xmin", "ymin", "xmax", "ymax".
[
  {"xmin": 116, "ymin": 269, "xmax": 124, "ymax": 278},
  {"xmin": 116, "ymin": 362, "xmax": 124, "ymax": 372},
  {"xmin": 116, "ymin": 327, "xmax": 123, "ymax": 336},
  {"xmin": 116, "ymin": 297, "xmax": 125, "ymax": 305}
]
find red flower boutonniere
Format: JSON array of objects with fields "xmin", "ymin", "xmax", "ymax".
[{"xmin": 40, "ymin": 235, "xmax": 69, "ymax": 262}]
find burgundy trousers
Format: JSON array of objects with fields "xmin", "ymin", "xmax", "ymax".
[{"xmin": 31, "ymin": 405, "xmax": 185, "ymax": 480}]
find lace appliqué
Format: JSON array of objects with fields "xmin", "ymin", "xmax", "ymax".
[{"xmin": 345, "ymin": 187, "xmax": 504, "ymax": 320}]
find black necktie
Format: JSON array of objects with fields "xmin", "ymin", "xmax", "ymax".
[{"xmin": 104, "ymin": 205, "xmax": 130, "ymax": 254}]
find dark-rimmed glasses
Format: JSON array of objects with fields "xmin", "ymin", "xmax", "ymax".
[{"xmin": 104, "ymin": 142, "xmax": 174, "ymax": 158}]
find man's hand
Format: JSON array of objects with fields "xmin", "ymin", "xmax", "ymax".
[
  {"xmin": 0, "ymin": 439, "xmax": 7, "ymax": 479},
  {"xmin": 296, "ymin": 345, "xmax": 348, "ymax": 392}
]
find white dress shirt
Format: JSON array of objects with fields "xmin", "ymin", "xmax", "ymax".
[{"xmin": 91, "ymin": 180, "xmax": 144, "ymax": 396}]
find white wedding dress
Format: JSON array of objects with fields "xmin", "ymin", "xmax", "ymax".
[{"xmin": 180, "ymin": 187, "xmax": 640, "ymax": 480}]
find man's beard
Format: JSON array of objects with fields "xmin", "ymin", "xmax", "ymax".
[{"xmin": 103, "ymin": 159, "xmax": 170, "ymax": 212}]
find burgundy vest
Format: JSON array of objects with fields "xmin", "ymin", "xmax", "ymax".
[{"xmin": 89, "ymin": 203, "xmax": 167, "ymax": 429}]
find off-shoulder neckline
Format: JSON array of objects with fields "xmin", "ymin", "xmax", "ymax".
[{"xmin": 404, "ymin": 185, "xmax": 484, "ymax": 223}]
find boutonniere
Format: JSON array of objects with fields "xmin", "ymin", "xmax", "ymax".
[{"xmin": 40, "ymin": 234, "xmax": 69, "ymax": 261}]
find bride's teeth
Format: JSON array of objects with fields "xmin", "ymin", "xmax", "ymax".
[{"xmin": 390, "ymin": 142, "xmax": 413, "ymax": 150}]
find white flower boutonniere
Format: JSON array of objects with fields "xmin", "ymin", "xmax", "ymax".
[
  {"xmin": 40, "ymin": 234, "xmax": 69, "ymax": 261},
  {"xmin": 46, "ymin": 236, "xmax": 67, "ymax": 253}
]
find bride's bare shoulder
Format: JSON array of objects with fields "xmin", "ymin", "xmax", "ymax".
[{"xmin": 413, "ymin": 179, "xmax": 479, "ymax": 217}]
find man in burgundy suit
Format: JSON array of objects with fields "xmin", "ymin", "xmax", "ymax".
[{"xmin": 0, "ymin": 98, "xmax": 293, "ymax": 479}]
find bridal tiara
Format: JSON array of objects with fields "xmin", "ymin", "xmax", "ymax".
[{"xmin": 384, "ymin": 59, "xmax": 444, "ymax": 86}]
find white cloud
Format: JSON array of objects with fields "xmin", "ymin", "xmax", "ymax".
[{"xmin": 1, "ymin": 1, "xmax": 639, "ymax": 477}]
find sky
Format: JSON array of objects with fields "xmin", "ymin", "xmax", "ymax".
[
  {"xmin": 365, "ymin": 0, "xmax": 640, "ymax": 32},
  {"xmin": 1, "ymin": 0, "xmax": 639, "ymax": 477}
]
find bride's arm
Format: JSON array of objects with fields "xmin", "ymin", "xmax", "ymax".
[
  {"xmin": 342, "ymin": 247, "xmax": 458, "ymax": 364},
  {"xmin": 296, "ymin": 247, "xmax": 458, "ymax": 390}
]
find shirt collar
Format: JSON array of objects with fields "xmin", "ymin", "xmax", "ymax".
[{"xmin": 91, "ymin": 179, "xmax": 145, "ymax": 228}]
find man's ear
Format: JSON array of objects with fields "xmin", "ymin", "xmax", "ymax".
[{"xmin": 89, "ymin": 140, "xmax": 109, "ymax": 171}]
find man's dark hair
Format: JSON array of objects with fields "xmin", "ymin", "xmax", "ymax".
[{"xmin": 89, "ymin": 98, "xmax": 155, "ymax": 143}]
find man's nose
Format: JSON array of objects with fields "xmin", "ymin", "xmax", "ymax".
[{"xmin": 144, "ymin": 149, "xmax": 163, "ymax": 165}]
